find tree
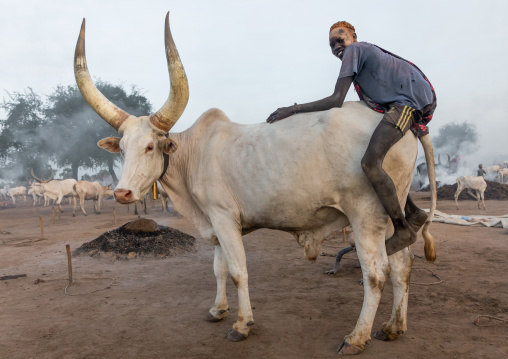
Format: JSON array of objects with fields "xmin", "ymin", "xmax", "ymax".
[
  {"xmin": 44, "ymin": 82, "xmax": 152, "ymax": 180},
  {"xmin": 432, "ymin": 122, "xmax": 479, "ymax": 156},
  {"xmin": 0, "ymin": 89, "xmax": 53, "ymax": 184}
]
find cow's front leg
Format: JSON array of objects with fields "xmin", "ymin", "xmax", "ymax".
[
  {"xmin": 206, "ymin": 245, "xmax": 230, "ymax": 322},
  {"xmin": 211, "ymin": 216, "xmax": 254, "ymax": 341},
  {"xmin": 338, "ymin": 218, "xmax": 389, "ymax": 355},
  {"xmin": 374, "ymin": 247, "xmax": 413, "ymax": 342}
]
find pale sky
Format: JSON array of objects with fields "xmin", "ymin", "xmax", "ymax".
[{"xmin": 1, "ymin": 0, "xmax": 507, "ymax": 161}]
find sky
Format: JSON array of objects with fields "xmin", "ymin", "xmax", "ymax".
[{"xmin": 1, "ymin": 0, "xmax": 507, "ymax": 169}]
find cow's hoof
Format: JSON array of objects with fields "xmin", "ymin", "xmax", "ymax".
[
  {"xmin": 205, "ymin": 312, "xmax": 224, "ymax": 322},
  {"xmin": 226, "ymin": 329, "xmax": 247, "ymax": 342},
  {"xmin": 72, "ymin": 213, "xmax": 76, "ymax": 217},
  {"xmin": 337, "ymin": 341, "xmax": 363, "ymax": 355},
  {"xmin": 373, "ymin": 328, "xmax": 401, "ymax": 341}
]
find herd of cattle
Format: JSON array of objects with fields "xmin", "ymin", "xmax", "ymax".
[{"xmin": 0, "ymin": 171, "xmax": 171, "ymax": 216}]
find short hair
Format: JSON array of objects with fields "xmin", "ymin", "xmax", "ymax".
[{"xmin": 329, "ymin": 21, "xmax": 356, "ymax": 34}]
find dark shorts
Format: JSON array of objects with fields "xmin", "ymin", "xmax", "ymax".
[{"xmin": 380, "ymin": 104, "xmax": 424, "ymax": 136}]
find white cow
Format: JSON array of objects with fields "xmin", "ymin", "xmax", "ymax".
[
  {"xmin": 72, "ymin": 181, "xmax": 114, "ymax": 216},
  {"xmin": 7, "ymin": 186, "xmax": 27, "ymax": 205},
  {"xmin": 498, "ymin": 168, "xmax": 508, "ymax": 183},
  {"xmin": 74, "ymin": 13, "xmax": 437, "ymax": 355},
  {"xmin": 26, "ymin": 179, "xmax": 45, "ymax": 206},
  {"xmin": 455, "ymin": 176, "xmax": 487, "ymax": 210},
  {"xmin": 31, "ymin": 170, "xmax": 77, "ymax": 213}
]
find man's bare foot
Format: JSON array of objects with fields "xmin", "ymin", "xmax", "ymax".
[
  {"xmin": 385, "ymin": 224, "xmax": 416, "ymax": 255},
  {"xmin": 406, "ymin": 209, "xmax": 428, "ymax": 233}
]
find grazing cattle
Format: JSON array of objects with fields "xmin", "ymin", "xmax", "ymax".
[
  {"xmin": 454, "ymin": 176, "xmax": 487, "ymax": 210},
  {"xmin": 74, "ymin": 13, "xmax": 437, "ymax": 354},
  {"xmin": 31, "ymin": 170, "xmax": 77, "ymax": 213},
  {"xmin": 72, "ymin": 181, "xmax": 114, "ymax": 216},
  {"xmin": 7, "ymin": 186, "xmax": 27, "ymax": 205}
]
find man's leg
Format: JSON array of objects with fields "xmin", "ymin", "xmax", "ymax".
[
  {"xmin": 404, "ymin": 194, "xmax": 428, "ymax": 233},
  {"xmin": 361, "ymin": 122, "xmax": 415, "ymax": 255}
]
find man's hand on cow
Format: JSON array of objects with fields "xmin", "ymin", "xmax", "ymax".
[{"xmin": 266, "ymin": 106, "xmax": 294, "ymax": 124}]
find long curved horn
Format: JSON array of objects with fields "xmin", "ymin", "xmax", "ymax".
[
  {"xmin": 31, "ymin": 168, "xmax": 44, "ymax": 183},
  {"xmin": 74, "ymin": 19, "xmax": 131, "ymax": 132},
  {"xmin": 47, "ymin": 170, "xmax": 55, "ymax": 181},
  {"xmin": 26, "ymin": 177, "xmax": 32, "ymax": 186},
  {"xmin": 149, "ymin": 12, "xmax": 189, "ymax": 133}
]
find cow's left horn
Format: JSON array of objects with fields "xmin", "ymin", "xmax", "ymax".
[
  {"xmin": 149, "ymin": 12, "xmax": 189, "ymax": 133},
  {"xmin": 74, "ymin": 19, "xmax": 131, "ymax": 132}
]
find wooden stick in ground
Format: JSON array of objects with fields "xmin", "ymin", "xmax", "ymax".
[
  {"xmin": 39, "ymin": 216, "xmax": 44, "ymax": 238},
  {"xmin": 65, "ymin": 244, "xmax": 73, "ymax": 284},
  {"xmin": 52, "ymin": 207, "xmax": 55, "ymax": 224},
  {"xmin": 113, "ymin": 208, "xmax": 117, "ymax": 226},
  {"xmin": 343, "ymin": 228, "xmax": 347, "ymax": 243},
  {"xmin": 58, "ymin": 207, "xmax": 61, "ymax": 220}
]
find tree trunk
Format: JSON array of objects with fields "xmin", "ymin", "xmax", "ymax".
[
  {"xmin": 108, "ymin": 159, "xmax": 118, "ymax": 184},
  {"xmin": 71, "ymin": 162, "xmax": 79, "ymax": 180}
]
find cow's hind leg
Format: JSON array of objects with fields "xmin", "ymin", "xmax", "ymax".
[
  {"xmin": 211, "ymin": 215, "xmax": 254, "ymax": 341},
  {"xmin": 373, "ymin": 247, "xmax": 413, "ymax": 341},
  {"xmin": 206, "ymin": 245, "xmax": 230, "ymax": 322},
  {"xmin": 337, "ymin": 217, "xmax": 390, "ymax": 355}
]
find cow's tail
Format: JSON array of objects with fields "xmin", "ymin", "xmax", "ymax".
[{"xmin": 419, "ymin": 134, "xmax": 437, "ymax": 262}]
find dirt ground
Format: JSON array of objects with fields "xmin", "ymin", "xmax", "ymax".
[{"xmin": 1, "ymin": 193, "xmax": 507, "ymax": 359}]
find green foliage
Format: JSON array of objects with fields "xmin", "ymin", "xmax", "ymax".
[
  {"xmin": 0, "ymin": 89, "xmax": 53, "ymax": 182},
  {"xmin": 0, "ymin": 82, "xmax": 152, "ymax": 183}
]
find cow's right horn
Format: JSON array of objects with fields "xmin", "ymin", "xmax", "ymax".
[
  {"xmin": 31, "ymin": 168, "xmax": 43, "ymax": 183},
  {"xmin": 149, "ymin": 12, "xmax": 189, "ymax": 133},
  {"xmin": 74, "ymin": 19, "xmax": 131, "ymax": 132}
]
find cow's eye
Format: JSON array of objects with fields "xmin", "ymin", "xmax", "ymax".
[{"xmin": 146, "ymin": 145, "xmax": 154, "ymax": 152}]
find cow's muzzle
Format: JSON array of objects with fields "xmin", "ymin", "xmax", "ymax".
[{"xmin": 114, "ymin": 189, "xmax": 133, "ymax": 204}]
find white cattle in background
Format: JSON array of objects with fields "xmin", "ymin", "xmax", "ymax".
[
  {"xmin": 498, "ymin": 168, "xmax": 508, "ymax": 183},
  {"xmin": 7, "ymin": 186, "xmax": 27, "ymax": 205},
  {"xmin": 73, "ymin": 14, "xmax": 437, "ymax": 355},
  {"xmin": 455, "ymin": 176, "xmax": 487, "ymax": 210},
  {"xmin": 31, "ymin": 170, "xmax": 77, "ymax": 213},
  {"xmin": 72, "ymin": 181, "xmax": 114, "ymax": 216}
]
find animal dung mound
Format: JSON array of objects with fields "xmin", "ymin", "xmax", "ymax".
[
  {"xmin": 74, "ymin": 218, "xmax": 196, "ymax": 260},
  {"xmin": 421, "ymin": 180, "xmax": 508, "ymax": 200}
]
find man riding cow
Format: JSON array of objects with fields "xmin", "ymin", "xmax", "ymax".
[{"xmin": 267, "ymin": 21, "xmax": 436, "ymax": 255}]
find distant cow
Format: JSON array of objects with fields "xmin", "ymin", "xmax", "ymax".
[
  {"xmin": 498, "ymin": 168, "xmax": 508, "ymax": 183},
  {"xmin": 31, "ymin": 170, "xmax": 77, "ymax": 213},
  {"xmin": 7, "ymin": 186, "xmax": 27, "ymax": 205},
  {"xmin": 26, "ymin": 179, "xmax": 44, "ymax": 206},
  {"xmin": 455, "ymin": 176, "xmax": 487, "ymax": 210},
  {"xmin": 73, "ymin": 181, "xmax": 114, "ymax": 216}
]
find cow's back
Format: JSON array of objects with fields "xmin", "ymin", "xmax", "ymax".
[{"xmin": 180, "ymin": 101, "xmax": 418, "ymax": 231}]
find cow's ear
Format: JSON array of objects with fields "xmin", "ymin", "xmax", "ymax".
[
  {"xmin": 98, "ymin": 137, "xmax": 121, "ymax": 153},
  {"xmin": 161, "ymin": 138, "xmax": 178, "ymax": 154}
]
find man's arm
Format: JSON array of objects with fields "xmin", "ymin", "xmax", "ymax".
[{"xmin": 266, "ymin": 75, "xmax": 353, "ymax": 124}]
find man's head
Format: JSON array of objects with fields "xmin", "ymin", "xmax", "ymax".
[
  {"xmin": 479, "ymin": 164, "xmax": 483, "ymax": 168},
  {"xmin": 329, "ymin": 21, "xmax": 357, "ymax": 60}
]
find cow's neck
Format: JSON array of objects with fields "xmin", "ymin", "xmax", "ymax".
[{"xmin": 159, "ymin": 132, "xmax": 214, "ymax": 238}]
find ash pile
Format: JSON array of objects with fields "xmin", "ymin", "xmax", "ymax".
[
  {"xmin": 74, "ymin": 218, "xmax": 196, "ymax": 260},
  {"xmin": 420, "ymin": 180, "xmax": 508, "ymax": 200}
]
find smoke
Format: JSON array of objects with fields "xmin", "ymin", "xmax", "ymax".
[{"xmin": 416, "ymin": 122, "xmax": 508, "ymax": 187}]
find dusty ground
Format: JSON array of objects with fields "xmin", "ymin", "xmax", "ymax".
[{"xmin": 0, "ymin": 193, "xmax": 507, "ymax": 359}]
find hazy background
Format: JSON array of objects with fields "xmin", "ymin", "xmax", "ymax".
[{"xmin": 1, "ymin": 0, "xmax": 507, "ymax": 182}]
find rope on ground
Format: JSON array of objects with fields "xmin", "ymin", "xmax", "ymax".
[
  {"xmin": 64, "ymin": 277, "xmax": 115, "ymax": 296},
  {"xmin": 34, "ymin": 277, "xmax": 115, "ymax": 296},
  {"xmin": 473, "ymin": 315, "xmax": 508, "ymax": 327},
  {"xmin": 410, "ymin": 267, "xmax": 442, "ymax": 286}
]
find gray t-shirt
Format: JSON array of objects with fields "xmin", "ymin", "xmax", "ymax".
[{"xmin": 339, "ymin": 42, "xmax": 433, "ymax": 110}]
